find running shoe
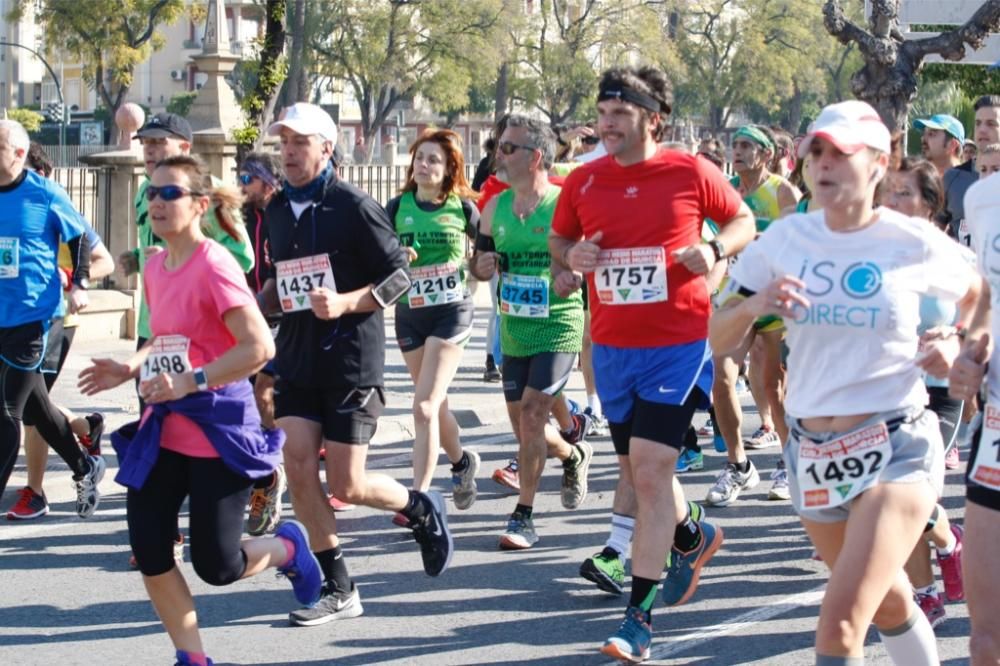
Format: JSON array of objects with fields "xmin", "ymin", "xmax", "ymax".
[
  {"xmin": 713, "ymin": 433, "xmax": 727, "ymax": 453},
  {"xmin": 745, "ymin": 426, "xmax": 780, "ymax": 449},
  {"xmin": 767, "ymin": 461, "xmax": 791, "ymax": 501},
  {"xmin": 175, "ymin": 650, "xmax": 214, "ymax": 666},
  {"xmin": 391, "ymin": 512, "xmax": 412, "ymax": 528},
  {"xmin": 247, "ymin": 465, "xmax": 286, "ymax": 536},
  {"xmin": 483, "ymin": 356, "xmax": 502, "ymax": 383},
  {"xmin": 499, "ymin": 511, "xmax": 538, "ymax": 550},
  {"xmin": 735, "ymin": 376, "xmax": 750, "ymax": 395},
  {"xmin": 704, "ymin": 461, "xmax": 759, "ymax": 507},
  {"xmin": 328, "ymin": 495, "xmax": 356, "ymax": 511},
  {"xmin": 580, "ymin": 546, "xmax": 625, "ymax": 595},
  {"xmin": 410, "ymin": 490, "xmax": 453, "ymax": 576},
  {"xmin": 74, "ymin": 455, "xmax": 106, "ymax": 518},
  {"xmin": 662, "ymin": 520, "xmax": 724, "ymax": 606},
  {"xmin": 600, "ymin": 606, "xmax": 652, "ymax": 663},
  {"xmin": 275, "ymin": 520, "xmax": 323, "ymax": 606},
  {"xmin": 78, "ymin": 412, "xmax": 105, "ymax": 457},
  {"xmin": 937, "ymin": 524, "xmax": 964, "ymax": 602},
  {"xmin": 561, "ymin": 441, "xmax": 593, "ymax": 509},
  {"xmin": 665, "ymin": 502, "xmax": 706, "ymax": 570},
  {"xmin": 492, "ymin": 457, "xmax": 520, "ymax": 492},
  {"xmin": 675, "ymin": 448, "xmax": 704, "ymax": 473},
  {"xmin": 583, "ymin": 407, "xmax": 609, "ymax": 436},
  {"xmin": 944, "ymin": 445, "xmax": 960, "ymax": 470},
  {"xmin": 561, "ymin": 412, "xmax": 592, "ymax": 445},
  {"xmin": 916, "ymin": 591, "xmax": 946, "ymax": 629},
  {"xmin": 451, "ymin": 448, "xmax": 481, "ymax": 511},
  {"xmin": 289, "ymin": 581, "xmax": 364, "ymax": 627},
  {"xmin": 698, "ymin": 418, "xmax": 715, "ymax": 437},
  {"xmin": 6, "ymin": 486, "xmax": 49, "ymax": 520}
]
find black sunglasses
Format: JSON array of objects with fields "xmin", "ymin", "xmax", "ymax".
[
  {"xmin": 238, "ymin": 173, "xmax": 255, "ymax": 185},
  {"xmin": 146, "ymin": 185, "xmax": 201, "ymax": 202},
  {"xmin": 498, "ymin": 141, "xmax": 537, "ymax": 156}
]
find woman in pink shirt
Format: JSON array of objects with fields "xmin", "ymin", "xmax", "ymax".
[{"xmin": 79, "ymin": 156, "xmax": 321, "ymax": 666}]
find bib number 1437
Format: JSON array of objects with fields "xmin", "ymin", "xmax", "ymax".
[{"xmin": 275, "ymin": 254, "xmax": 335, "ymax": 313}]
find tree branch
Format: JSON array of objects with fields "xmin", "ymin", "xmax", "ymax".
[{"xmin": 907, "ymin": 0, "xmax": 1000, "ymax": 61}]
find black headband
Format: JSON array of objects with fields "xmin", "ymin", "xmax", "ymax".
[{"xmin": 597, "ymin": 86, "xmax": 664, "ymax": 114}]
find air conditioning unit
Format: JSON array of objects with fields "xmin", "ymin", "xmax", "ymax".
[
  {"xmin": 170, "ymin": 70, "xmax": 184, "ymax": 81},
  {"xmin": 195, "ymin": 82, "xmax": 204, "ymax": 90}
]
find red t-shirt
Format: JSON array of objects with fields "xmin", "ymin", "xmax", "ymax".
[
  {"xmin": 551, "ymin": 149, "xmax": 742, "ymax": 348},
  {"xmin": 475, "ymin": 173, "xmax": 568, "ymax": 212}
]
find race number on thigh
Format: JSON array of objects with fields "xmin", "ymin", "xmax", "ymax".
[
  {"xmin": 141, "ymin": 335, "xmax": 192, "ymax": 382},
  {"xmin": 595, "ymin": 247, "xmax": 667, "ymax": 305},
  {"xmin": 970, "ymin": 403, "xmax": 1000, "ymax": 491},
  {"xmin": 797, "ymin": 422, "xmax": 892, "ymax": 509},
  {"xmin": 275, "ymin": 254, "xmax": 336, "ymax": 313},
  {"xmin": 408, "ymin": 263, "xmax": 462, "ymax": 308},
  {"xmin": 0, "ymin": 237, "xmax": 19, "ymax": 278},
  {"xmin": 500, "ymin": 273, "xmax": 549, "ymax": 318}
]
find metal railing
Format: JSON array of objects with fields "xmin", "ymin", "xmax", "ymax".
[
  {"xmin": 40, "ymin": 145, "xmax": 119, "ymax": 168},
  {"xmin": 340, "ymin": 163, "xmax": 478, "ymax": 206},
  {"xmin": 50, "ymin": 166, "xmax": 115, "ymax": 285}
]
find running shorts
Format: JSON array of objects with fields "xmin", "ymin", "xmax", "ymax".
[
  {"xmin": 395, "ymin": 300, "xmax": 475, "ymax": 353},
  {"xmin": 967, "ymin": 420, "xmax": 1000, "ymax": 512},
  {"xmin": 0, "ymin": 321, "xmax": 47, "ymax": 372},
  {"xmin": 501, "ymin": 351, "xmax": 576, "ymax": 403},
  {"xmin": 39, "ymin": 317, "xmax": 76, "ymax": 390},
  {"xmin": 274, "ymin": 381, "xmax": 384, "ymax": 445}
]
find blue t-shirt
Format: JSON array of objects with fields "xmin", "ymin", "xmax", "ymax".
[{"xmin": 0, "ymin": 170, "xmax": 85, "ymax": 327}]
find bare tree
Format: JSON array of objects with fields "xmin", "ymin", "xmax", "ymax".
[{"xmin": 824, "ymin": 0, "xmax": 1000, "ymax": 130}]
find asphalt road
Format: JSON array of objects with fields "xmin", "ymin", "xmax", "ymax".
[{"xmin": 0, "ymin": 309, "xmax": 972, "ymax": 665}]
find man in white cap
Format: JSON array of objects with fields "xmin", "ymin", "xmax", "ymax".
[{"xmin": 258, "ymin": 102, "xmax": 455, "ymax": 626}]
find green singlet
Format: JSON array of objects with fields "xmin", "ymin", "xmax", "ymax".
[
  {"xmin": 492, "ymin": 186, "xmax": 583, "ymax": 358},
  {"xmin": 730, "ymin": 173, "xmax": 785, "ymax": 232},
  {"xmin": 394, "ymin": 192, "xmax": 470, "ymax": 306}
]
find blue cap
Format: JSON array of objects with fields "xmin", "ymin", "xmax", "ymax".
[{"xmin": 914, "ymin": 114, "xmax": 965, "ymax": 143}]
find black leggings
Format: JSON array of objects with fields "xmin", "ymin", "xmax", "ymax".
[
  {"xmin": 927, "ymin": 386, "xmax": 962, "ymax": 451},
  {"xmin": 0, "ymin": 362, "xmax": 88, "ymax": 496},
  {"xmin": 127, "ymin": 448, "xmax": 252, "ymax": 584}
]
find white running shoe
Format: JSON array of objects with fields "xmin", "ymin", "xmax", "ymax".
[
  {"xmin": 745, "ymin": 427, "xmax": 781, "ymax": 450},
  {"xmin": 705, "ymin": 461, "xmax": 760, "ymax": 507},
  {"xmin": 768, "ymin": 461, "xmax": 791, "ymax": 500}
]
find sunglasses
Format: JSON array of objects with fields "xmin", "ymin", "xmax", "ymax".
[
  {"xmin": 581, "ymin": 135, "xmax": 601, "ymax": 145},
  {"xmin": 238, "ymin": 173, "xmax": 255, "ymax": 185},
  {"xmin": 498, "ymin": 141, "xmax": 537, "ymax": 156},
  {"xmin": 145, "ymin": 185, "xmax": 201, "ymax": 202}
]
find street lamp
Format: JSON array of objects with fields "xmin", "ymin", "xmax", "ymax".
[{"xmin": 0, "ymin": 39, "xmax": 66, "ymax": 162}]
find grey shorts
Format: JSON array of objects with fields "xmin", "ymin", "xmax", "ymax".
[{"xmin": 784, "ymin": 407, "xmax": 943, "ymax": 523}]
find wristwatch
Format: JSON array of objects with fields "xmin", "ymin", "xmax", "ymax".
[
  {"xmin": 708, "ymin": 239, "xmax": 726, "ymax": 262},
  {"xmin": 73, "ymin": 277, "xmax": 90, "ymax": 290},
  {"xmin": 193, "ymin": 367, "xmax": 209, "ymax": 392}
]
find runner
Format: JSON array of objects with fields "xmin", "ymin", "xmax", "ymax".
[
  {"xmin": 549, "ymin": 66, "xmax": 755, "ymax": 662},
  {"xmin": 79, "ymin": 155, "xmax": 319, "ymax": 666},
  {"xmin": 711, "ymin": 100, "xmax": 981, "ymax": 665},
  {"xmin": 238, "ymin": 152, "xmax": 287, "ymax": 536},
  {"xmin": 0, "ymin": 119, "xmax": 105, "ymax": 518},
  {"xmin": 469, "ymin": 114, "xmax": 592, "ymax": 550},
  {"xmin": 386, "ymin": 128, "xmax": 480, "ymax": 510},
  {"xmin": 883, "ymin": 157, "xmax": 966, "ymax": 628},
  {"xmin": 975, "ymin": 143, "xmax": 1000, "ymax": 178},
  {"xmin": 258, "ymin": 103, "xmax": 453, "ymax": 626},
  {"xmin": 914, "ymin": 113, "xmax": 977, "ymax": 246},
  {"xmin": 4, "ymin": 143, "xmax": 115, "ymax": 520},
  {"xmin": 707, "ymin": 125, "xmax": 800, "ymax": 508},
  {"xmin": 950, "ymin": 166, "xmax": 1000, "ymax": 666}
]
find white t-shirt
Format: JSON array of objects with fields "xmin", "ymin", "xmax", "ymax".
[
  {"xmin": 965, "ymin": 171, "xmax": 1000, "ymax": 402},
  {"xmin": 728, "ymin": 207, "xmax": 973, "ymax": 418}
]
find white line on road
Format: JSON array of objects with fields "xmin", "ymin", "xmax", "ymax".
[{"xmin": 603, "ymin": 585, "xmax": 826, "ymax": 664}]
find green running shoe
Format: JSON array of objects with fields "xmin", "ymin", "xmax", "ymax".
[{"xmin": 580, "ymin": 546, "xmax": 626, "ymax": 595}]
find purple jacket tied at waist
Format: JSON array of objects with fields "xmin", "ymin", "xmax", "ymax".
[{"xmin": 111, "ymin": 380, "xmax": 280, "ymax": 490}]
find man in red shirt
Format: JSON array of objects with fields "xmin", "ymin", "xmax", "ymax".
[{"xmin": 550, "ymin": 65, "xmax": 754, "ymax": 662}]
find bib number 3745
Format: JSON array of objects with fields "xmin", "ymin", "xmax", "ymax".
[
  {"xmin": 796, "ymin": 422, "xmax": 891, "ymax": 509},
  {"xmin": 141, "ymin": 335, "xmax": 192, "ymax": 383},
  {"xmin": 971, "ymin": 403, "xmax": 1000, "ymax": 491},
  {"xmin": 275, "ymin": 254, "xmax": 335, "ymax": 313},
  {"xmin": 595, "ymin": 247, "xmax": 667, "ymax": 305}
]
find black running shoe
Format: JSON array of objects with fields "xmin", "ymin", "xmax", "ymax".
[{"xmin": 411, "ymin": 490, "xmax": 453, "ymax": 576}]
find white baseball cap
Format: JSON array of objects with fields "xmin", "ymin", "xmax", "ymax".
[
  {"xmin": 267, "ymin": 103, "xmax": 338, "ymax": 143},
  {"xmin": 797, "ymin": 100, "xmax": 891, "ymax": 158}
]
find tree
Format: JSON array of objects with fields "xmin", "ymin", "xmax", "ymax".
[
  {"xmin": 308, "ymin": 0, "xmax": 503, "ymax": 162},
  {"xmin": 166, "ymin": 91, "xmax": 198, "ymax": 117},
  {"xmin": 232, "ymin": 0, "xmax": 288, "ymax": 162},
  {"xmin": 5, "ymin": 108, "xmax": 44, "ymax": 132},
  {"xmin": 823, "ymin": 0, "xmax": 1000, "ymax": 130},
  {"xmin": 13, "ymin": 0, "xmax": 187, "ymax": 139}
]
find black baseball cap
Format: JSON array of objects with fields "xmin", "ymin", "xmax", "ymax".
[{"xmin": 135, "ymin": 112, "xmax": 193, "ymax": 142}]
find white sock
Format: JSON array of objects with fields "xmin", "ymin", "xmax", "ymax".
[
  {"xmin": 605, "ymin": 513, "xmax": 634, "ymax": 560},
  {"xmin": 915, "ymin": 583, "xmax": 938, "ymax": 597},
  {"xmin": 878, "ymin": 611, "xmax": 939, "ymax": 666},
  {"xmin": 587, "ymin": 394, "xmax": 602, "ymax": 415},
  {"xmin": 936, "ymin": 533, "xmax": 956, "ymax": 557}
]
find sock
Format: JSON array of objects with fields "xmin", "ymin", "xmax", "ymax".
[
  {"xmin": 71, "ymin": 454, "xmax": 92, "ymax": 480},
  {"xmin": 315, "ymin": 546, "xmax": 351, "ymax": 593},
  {"xmin": 451, "ymin": 451, "xmax": 470, "ymax": 473},
  {"xmin": 401, "ymin": 490, "xmax": 429, "ymax": 522},
  {"xmin": 629, "ymin": 576, "xmax": 659, "ymax": 613},
  {"xmin": 177, "ymin": 651, "xmax": 210, "ymax": 666},
  {"xmin": 587, "ymin": 393, "xmax": 601, "ymax": 415},
  {"xmin": 735, "ymin": 459, "xmax": 751, "ymax": 474},
  {"xmin": 606, "ymin": 513, "xmax": 635, "ymax": 559},
  {"xmin": 673, "ymin": 514, "xmax": 702, "ymax": 552},
  {"xmin": 563, "ymin": 442, "xmax": 582, "ymax": 467},
  {"xmin": 514, "ymin": 503, "xmax": 533, "ymax": 519},
  {"xmin": 684, "ymin": 426, "xmax": 699, "ymax": 452},
  {"xmin": 936, "ymin": 531, "xmax": 956, "ymax": 557},
  {"xmin": 277, "ymin": 535, "xmax": 296, "ymax": 567},
  {"xmin": 486, "ymin": 353, "xmax": 496, "ymax": 369},
  {"xmin": 915, "ymin": 584, "xmax": 937, "ymax": 597},
  {"xmin": 878, "ymin": 611, "xmax": 939, "ymax": 666},
  {"xmin": 815, "ymin": 657, "xmax": 863, "ymax": 666}
]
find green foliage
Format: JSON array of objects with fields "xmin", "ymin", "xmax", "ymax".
[
  {"xmin": 6, "ymin": 107, "xmax": 44, "ymax": 132},
  {"xmin": 166, "ymin": 92, "xmax": 198, "ymax": 118},
  {"xmin": 921, "ymin": 64, "xmax": 1000, "ymax": 101}
]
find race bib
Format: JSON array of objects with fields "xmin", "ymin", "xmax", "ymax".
[
  {"xmin": 797, "ymin": 422, "xmax": 892, "ymax": 509},
  {"xmin": 0, "ymin": 237, "xmax": 18, "ymax": 278},
  {"xmin": 958, "ymin": 218, "xmax": 972, "ymax": 248},
  {"xmin": 594, "ymin": 247, "xmax": 667, "ymax": 305},
  {"xmin": 141, "ymin": 335, "xmax": 192, "ymax": 383},
  {"xmin": 500, "ymin": 273, "xmax": 549, "ymax": 318},
  {"xmin": 970, "ymin": 403, "xmax": 1000, "ymax": 491},
  {"xmin": 408, "ymin": 263, "xmax": 463, "ymax": 308},
  {"xmin": 275, "ymin": 254, "xmax": 335, "ymax": 313}
]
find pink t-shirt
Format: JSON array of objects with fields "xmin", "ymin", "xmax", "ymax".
[{"xmin": 143, "ymin": 239, "xmax": 257, "ymax": 457}]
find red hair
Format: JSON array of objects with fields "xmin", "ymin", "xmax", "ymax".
[{"xmin": 400, "ymin": 129, "xmax": 479, "ymax": 201}]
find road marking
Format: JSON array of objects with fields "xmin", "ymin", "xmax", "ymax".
[{"xmin": 602, "ymin": 584, "xmax": 825, "ymax": 664}]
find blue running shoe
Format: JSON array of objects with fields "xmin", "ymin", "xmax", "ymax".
[
  {"xmin": 175, "ymin": 650, "xmax": 214, "ymax": 666},
  {"xmin": 713, "ymin": 433, "xmax": 726, "ymax": 453},
  {"xmin": 600, "ymin": 606, "xmax": 652, "ymax": 663},
  {"xmin": 662, "ymin": 520, "xmax": 724, "ymax": 607},
  {"xmin": 675, "ymin": 448, "xmax": 704, "ymax": 473},
  {"xmin": 275, "ymin": 520, "xmax": 323, "ymax": 606}
]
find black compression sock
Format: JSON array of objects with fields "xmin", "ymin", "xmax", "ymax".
[
  {"xmin": 673, "ymin": 516, "xmax": 702, "ymax": 552},
  {"xmin": 514, "ymin": 503, "xmax": 533, "ymax": 519},
  {"xmin": 629, "ymin": 576, "xmax": 659, "ymax": 613},
  {"xmin": 451, "ymin": 451, "xmax": 470, "ymax": 473},
  {"xmin": 315, "ymin": 546, "xmax": 351, "ymax": 593},
  {"xmin": 736, "ymin": 459, "xmax": 751, "ymax": 474}
]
